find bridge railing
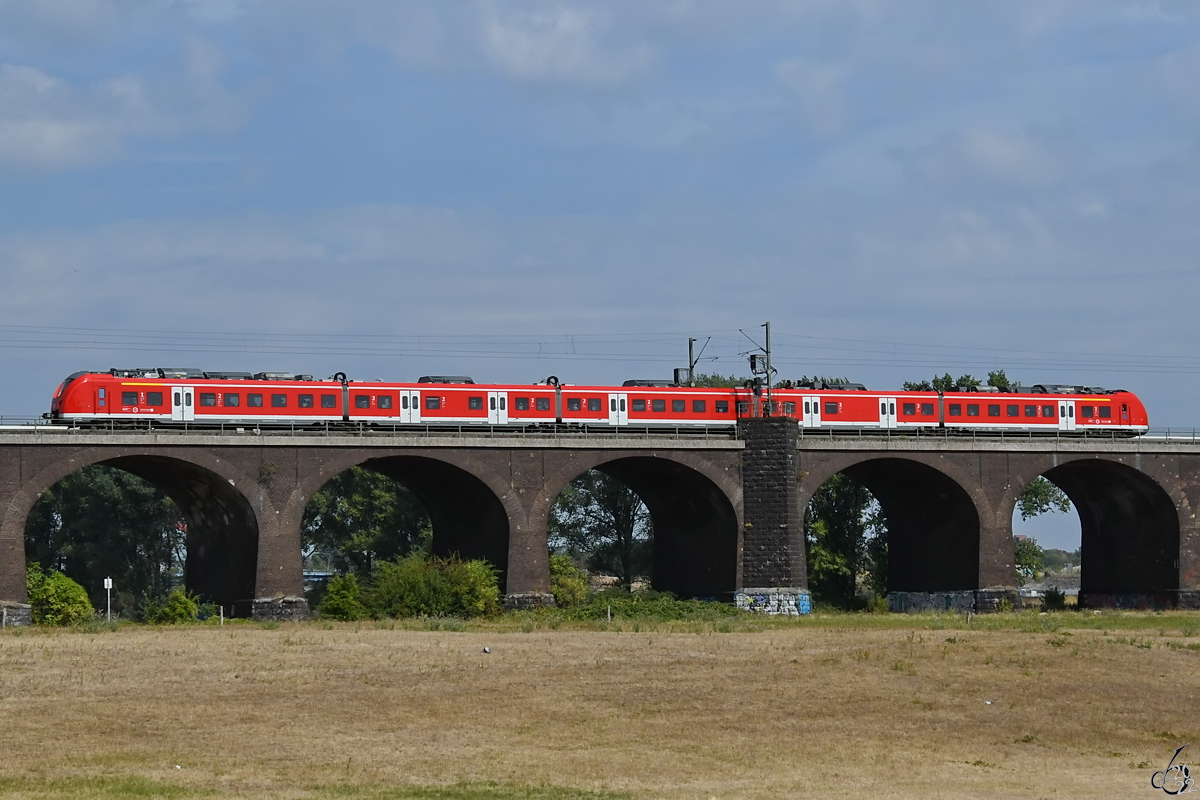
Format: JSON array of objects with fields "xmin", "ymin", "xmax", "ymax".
[
  {"xmin": 795, "ymin": 426, "xmax": 1200, "ymax": 442},
  {"xmin": 0, "ymin": 417, "xmax": 741, "ymax": 441}
]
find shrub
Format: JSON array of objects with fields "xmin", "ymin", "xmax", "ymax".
[
  {"xmin": 363, "ymin": 553, "xmax": 501, "ymax": 619},
  {"xmin": 27, "ymin": 564, "xmax": 94, "ymax": 626},
  {"xmin": 867, "ymin": 596, "xmax": 890, "ymax": 614},
  {"xmin": 1042, "ymin": 588, "xmax": 1068, "ymax": 611},
  {"xmin": 549, "ymin": 554, "xmax": 589, "ymax": 608},
  {"xmin": 317, "ymin": 574, "xmax": 368, "ymax": 621},
  {"xmin": 145, "ymin": 588, "xmax": 199, "ymax": 624}
]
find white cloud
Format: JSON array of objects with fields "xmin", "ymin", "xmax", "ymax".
[
  {"xmin": 0, "ymin": 40, "xmax": 250, "ymax": 169},
  {"xmin": 480, "ymin": 2, "xmax": 653, "ymax": 86}
]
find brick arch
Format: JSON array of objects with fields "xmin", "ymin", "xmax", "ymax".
[
  {"xmin": 999, "ymin": 455, "xmax": 1183, "ymax": 605},
  {"xmin": 1, "ymin": 447, "xmax": 264, "ymax": 609},
  {"xmin": 540, "ymin": 452, "xmax": 742, "ymax": 598},
  {"xmin": 287, "ymin": 449, "xmax": 518, "ymax": 591},
  {"xmin": 798, "ymin": 453, "xmax": 986, "ymax": 594}
]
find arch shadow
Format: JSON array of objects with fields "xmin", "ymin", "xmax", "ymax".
[
  {"xmin": 26, "ymin": 455, "xmax": 259, "ymax": 611},
  {"xmin": 837, "ymin": 458, "xmax": 981, "ymax": 593},
  {"xmin": 360, "ymin": 456, "xmax": 510, "ymax": 585},
  {"xmin": 1042, "ymin": 460, "xmax": 1178, "ymax": 603},
  {"xmin": 588, "ymin": 457, "xmax": 739, "ymax": 599}
]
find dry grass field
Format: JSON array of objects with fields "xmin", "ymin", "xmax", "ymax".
[{"xmin": 1, "ymin": 612, "xmax": 1198, "ymax": 799}]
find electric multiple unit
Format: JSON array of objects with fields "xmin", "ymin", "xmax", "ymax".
[{"xmin": 46, "ymin": 369, "xmax": 1150, "ymax": 435}]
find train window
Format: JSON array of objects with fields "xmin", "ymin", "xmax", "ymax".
[
  {"xmin": 948, "ymin": 404, "xmax": 961, "ymax": 416},
  {"xmin": 321, "ymin": 394, "xmax": 338, "ymax": 408},
  {"xmin": 903, "ymin": 403, "xmax": 916, "ymax": 415},
  {"xmin": 693, "ymin": 400, "xmax": 706, "ymax": 413},
  {"xmin": 469, "ymin": 396, "xmax": 484, "ymax": 410},
  {"xmin": 355, "ymin": 395, "xmax": 370, "ymax": 409},
  {"xmin": 716, "ymin": 401, "xmax": 729, "ymax": 414},
  {"xmin": 619, "ymin": 399, "xmax": 625, "ymax": 411},
  {"xmin": 1042, "ymin": 405, "xmax": 1054, "ymax": 417},
  {"xmin": 633, "ymin": 399, "xmax": 647, "ymax": 412},
  {"xmin": 501, "ymin": 397, "xmax": 507, "ymax": 410},
  {"xmin": 1024, "ymin": 405, "xmax": 1037, "ymax": 417},
  {"xmin": 588, "ymin": 398, "xmax": 602, "ymax": 412},
  {"xmin": 567, "ymin": 398, "xmax": 581, "ymax": 412},
  {"xmin": 736, "ymin": 401, "xmax": 749, "ymax": 415},
  {"xmin": 825, "ymin": 402, "xmax": 839, "ymax": 415},
  {"xmin": 425, "ymin": 396, "xmax": 440, "ymax": 410},
  {"xmin": 1099, "ymin": 406, "xmax": 1112, "ymax": 418},
  {"xmin": 610, "ymin": 399, "xmax": 616, "ymax": 412},
  {"xmin": 224, "ymin": 393, "xmax": 240, "ymax": 407},
  {"xmin": 199, "ymin": 393, "xmax": 217, "ymax": 407},
  {"xmin": 672, "ymin": 399, "xmax": 686, "ymax": 413},
  {"xmin": 536, "ymin": 398, "xmax": 551, "ymax": 411},
  {"xmin": 783, "ymin": 401, "xmax": 796, "ymax": 415},
  {"xmin": 99, "ymin": 388, "xmax": 106, "ymax": 398},
  {"xmin": 249, "ymin": 394, "xmax": 263, "ymax": 407},
  {"xmin": 298, "ymin": 394, "xmax": 314, "ymax": 408},
  {"xmin": 652, "ymin": 399, "xmax": 667, "ymax": 412},
  {"xmin": 987, "ymin": 404, "xmax": 1000, "ymax": 417},
  {"xmin": 489, "ymin": 397, "xmax": 496, "ymax": 410},
  {"xmin": 402, "ymin": 396, "xmax": 408, "ymax": 409},
  {"xmin": 271, "ymin": 394, "xmax": 288, "ymax": 408},
  {"xmin": 122, "ymin": 391, "xmax": 138, "ymax": 405},
  {"xmin": 515, "ymin": 398, "xmax": 530, "ymax": 411},
  {"xmin": 967, "ymin": 404, "xmax": 980, "ymax": 416},
  {"xmin": 922, "ymin": 403, "xmax": 935, "ymax": 416},
  {"xmin": 1006, "ymin": 405, "xmax": 1019, "ymax": 417},
  {"xmin": 1060, "ymin": 406, "xmax": 1066, "ymax": 418},
  {"xmin": 147, "ymin": 392, "xmax": 163, "ymax": 406},
  {"xmin": 1080, "ymin": 405, "xmax": 1093, "ymax": 418}
]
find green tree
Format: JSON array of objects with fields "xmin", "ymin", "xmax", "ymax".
[
  {"xmin": 903, "ymin": 373, "xmax": 981, "ymax": 391},
  {"xmin": 27, "ymin": 564, "xmax": 94, "ymax": 626},
  {"xmin": 25, "ymin": 465, "xmax": 184, "ymax": 614},
  {"xmin": 144, "ymin": 587, "xmax": 200, "ymax": 624},
  {"xmin": 804, "ymin": 473, "xmax": 886, "ymax": 607},
  {"xmin": 692, "ymin": 373, "xmax": 745, "ymax": 388},
  {"xmin": 302, "ymin": 467, "xmax": 431, "ymax": 575},
  {"xmin": 363, "ymin": 553, "xmax": 500, "ymax": 618},
  {"xmin": 549, "ymin": 553, "xmax": 590, "ymax": 607},
  {"xmin": 1017, "ymin": 476, "xmax": 1072, "ymax": 519},
  {"xmin": 1014, "ymin": 536, "xmax": 1045, "ymax": 586},
  {"xmin": 987, "ymin": 369, "xmax": 1012, "ymax": 389},
  {"xmin": 316, "ymin": 574, "xmax": 369, "ymax": 620},
  {"xmin": 549, "ymin": 470, "xmax": 652, "ymax": 589}
]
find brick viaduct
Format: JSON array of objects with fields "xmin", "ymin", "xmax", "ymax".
[{"xmin": 1, "ymin": 419, "xmax": 1199, "ymax": 621}]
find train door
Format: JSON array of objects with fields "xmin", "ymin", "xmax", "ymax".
[
  {"xmin": 400, "ymin": 391, "xmax": 420, "ymax": 424},
  {"xmin": 1058, "ymin": 400, "xmax": 1076, "ymax": 432},
  {"xmin": 608, "ymin": 393, "xmax": 628, "ymax": 426},
  {"xmin": 879, "ymin": 396, "xmax": 898, "ymax": 429},
  {"xmin": 488, "ymin": 391, "xmax": 508, "ymax": 424},
  {"xmin": 170, "ymin": 386, "xmax": 195, "ymax": 422},
  {"xmin": 802, "ymin": 395, "xmax": 821, "ymax": 428}
]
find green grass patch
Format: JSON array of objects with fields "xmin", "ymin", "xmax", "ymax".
[
  {"xmin": 0, "ymin": 774, "xmax": 216, "ymax": 798},
  {"xmin": 0, "ymin": 777, "xmax": 628, "ymax": 800}
]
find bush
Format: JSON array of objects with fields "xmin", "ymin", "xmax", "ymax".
[
  {"xmin": 144, "ymin": 588, "xmax": 199, "ymax": 624},
  {"xmin": 317, "ymin": 574, "xmax": 368, "ymax": 621},
  {"xmin": 558, "ymin": 590, "xmax": 741, "ymax": 622},
  {"xmin": 27, "ymin": 564, "xmax": 94, "ymax": 626},
  {"xmin": 363, "ymin": 553, "xmax": 500, "ymax": 619},
  {"xmin": 867, "ymin": 596, "xmax": 889, "ymax": 614},
  {"xmin": 1042, "ymin": 588, "xmax": 1068, "ymax": 611},
  {"xmin": 549, "ymin": 554, "xmax": 589, "ymax": 608}
]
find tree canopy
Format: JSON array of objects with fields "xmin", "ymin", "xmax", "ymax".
[
  {"xmin": 25, "ymin": 465, "xmax": 184, "ymax": 614},
  {"xmin": 301, "ymin": 466, "xmax": 431, "ymax": 575},
  {"xmin": 549, "ymin": 470, "xmax": 651, "ymax": 589}
]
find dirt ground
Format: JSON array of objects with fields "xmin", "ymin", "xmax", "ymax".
[{"xmin": 0, "ymin": 616, "xmax": 1196, "ymax": 799}]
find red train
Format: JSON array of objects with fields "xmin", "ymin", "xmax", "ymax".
[{"xmin": 46, "ymin": 368, "xmax": 1151, "ymax": 435}]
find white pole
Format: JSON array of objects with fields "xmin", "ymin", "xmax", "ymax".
[
  {"xmin": 219, "ymin": 605, "xmax": 224, "ymax": 626},
  {"xmin": 103, "ymin": 577, "xmax": 112, "ymax": 622}
]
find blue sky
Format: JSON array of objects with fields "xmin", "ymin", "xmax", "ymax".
[{"xmin": 3, "ymin": 1, "xmax": 1199, "ymax": 545}]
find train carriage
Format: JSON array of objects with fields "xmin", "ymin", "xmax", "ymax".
[{"xmin": 47, "ymin": 368, "xmax": 1150, "ymax": 435}]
